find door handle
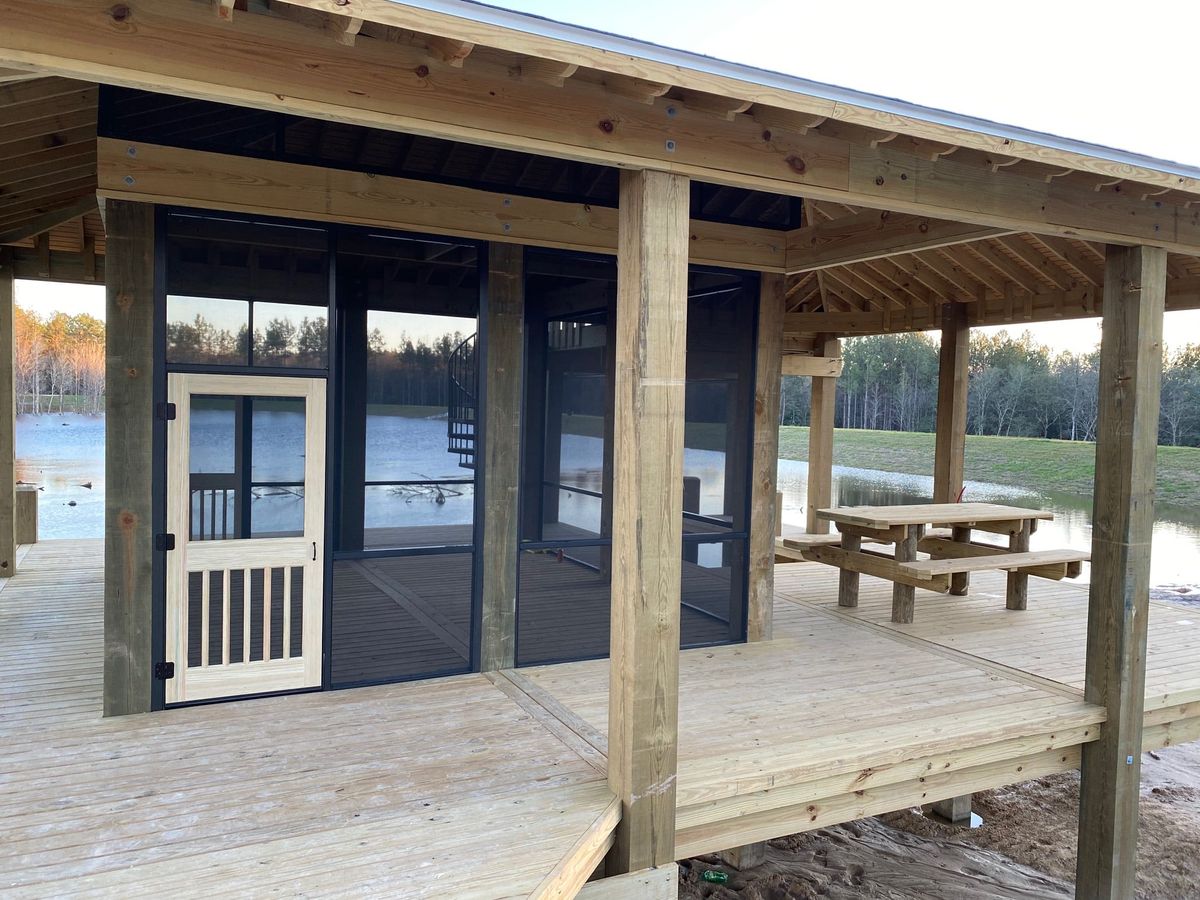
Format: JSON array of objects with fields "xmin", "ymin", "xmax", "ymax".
[{"xmin": 312, "ymin": 541, "xmax": 317, "ymax": 562}]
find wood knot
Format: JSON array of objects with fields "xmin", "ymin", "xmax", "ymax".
[
  {"xmin": 784, "ymin": 155, "xmax": 806, "ymax": 175},
  {"xmin": 126, "ymin": 367, "xmax": 139, "ymax": 379},
  {"xmin": 761, "ymin": 129, "xmax": 772, "ymax": 142},
  {"xmin": 116, "ymin": 291, "xmax": 134, "ymax": 313},
  {"xmin": 119, "ymin": 511, "xmax": 138, "ymax": 530},
  {"xmin": 875, "ymin": 176, "xmax": 885, "ymax": 186},
  {"xmin": 414, "ymin": 64, "xmax": 430, "ymax": 79},
  {"xmin": 598, "ymin": 119, "xmax": 615, "ymax": 134},
  {"xmin": 109, "ymin": 4, "xmax": 130, "ymax": 22}
]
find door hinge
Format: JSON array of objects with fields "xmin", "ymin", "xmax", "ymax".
[
  {"xmin": 155, "ymin": 533, "xmax": 176, "ymax": 552},
  {"xmin": 156, "ymin": 401, "xmax": 177, "ymax": 421},
  {"xmin": 154, "ymin": 661, "xmax": 175, "ymax": 680}
]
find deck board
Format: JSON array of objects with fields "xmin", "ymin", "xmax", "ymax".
[
  {"xmin": 0, "ymin": 541, "xmax": 614, "ymax": 898},
  {"xmin": 4, "ymin": 541, "xmax": 1200, "ymax": 892}
]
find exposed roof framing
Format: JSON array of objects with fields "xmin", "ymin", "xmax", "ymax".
[
  {"xmin": 3, "ymin": 1, "xmax": 1199, "ymax": 254},
  {"xmin": 0, "ymin": 76, "xmax": 97, "ymax": 244}
]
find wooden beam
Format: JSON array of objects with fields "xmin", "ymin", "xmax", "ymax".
[
  {"xmin": 0, "ymin": 255, "xmax": 14, "ymax": 578},
  {"xmin": 785, "ymin": 210, "xmax": 1010, "ymax": 273},
  {"xmin": 479, "ymin": 242, "xmax": 523, "ymax": 671},
  {"xmin": 424, "ymin": 35, "xmax": 474, "ymax": 67},
  {"xmin": 0, "ymin": 66, "xmax": 39, "ymax": 83},
  {"xmin": 933, "ymin": 302, "xmax": 968, "ymax": 504},
  {"xmin": 97, "ymin": 140, "xmax": 785, "ymax": 273},
  {"xmin": 6, "ymin": 1, "xmax": 1199, "ymax": 253},
  {"xmin": 806, "ymin": 335, "xmax": 839, "ymax": 534},
  {"xmin": 0, "ymin": 193, "xmax": 96, "ymax": 244},
  {"xmin": 780, "ymin": 354, "xmax": 842, "ymax": 377},
  {"xmin": 1075, "ymin": 244, "xmax": 1167, "ymax": 899},
  {"xmin": 608, "ymin": 168, "xmax": 688, "ymax": 873},
  {"xmin": 103, "ymin": 200, "xmax": 156, "ymax": 717},
  {"xmin": 748, "ymin": 272, "xmax": 784, "ymax": 642}
]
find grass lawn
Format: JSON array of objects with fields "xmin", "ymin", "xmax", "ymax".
[{"xmin": 778, "ymin": 426, "xmax": 1200, "ymax": 508}]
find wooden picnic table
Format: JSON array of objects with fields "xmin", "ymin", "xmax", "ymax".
[{"xmin": 783, "ymin": 502, "xmax": 1087, "ymax": 624}]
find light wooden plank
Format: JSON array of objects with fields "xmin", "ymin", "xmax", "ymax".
[
  {"xmin": 819, "ymin": 502, "xmax": 1053, "ymax": 529},
  {"xmin": 97, "ymin": 140, "xmax": 785, "ymax": 273},
  {"xmin": 900, "ymin": 548, "xmax": 1090, "ymax": 579},
  {"xmin": 609, "ymin": 168, "xmax": 689, "ymax": 873},
  {"xmin": 779, "ymin": 354, "xmax": 842, "ymax": 377},
  {"xmin": 1076, "ymin": 244, "xmax": 1168, "ymax": 900},
  {"xmin": 576, "ymin": 865, "xmax": 678, "ymax": 900}
]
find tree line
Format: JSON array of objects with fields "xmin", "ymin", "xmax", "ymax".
[
  {"xmin": 780, "ymin": 330, "xmax": 1200, "ymax": 447},
  {"xmin": 14, "ymin": 307, "xmax": 105, "ymax": 415}
]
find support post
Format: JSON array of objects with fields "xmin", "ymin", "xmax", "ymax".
[
  {"xmin": 479, "ymin": 243, "xmax": 524, "ymax": 671},
  {"xmin": 747, "ymin": 273, "xmax": 784, "ymax": 641},
  {"xmin": 805, "ymin": 335, "xmax": 839, "ymax": 534},
  {"xmin": 0, "ymin": 254, "xmax": 14, "ymax": 578},
  {"xmin": 1075, "ymin": 244, "xmax": 1167, "ymax": 900},
  {"xmin": 608, "ymin": 168, "xmax": 689, "ymax": 873},
  {"xmin": 104, "ymin": 200, "xmax": 156, "ymax": 717},
  {"xmin": 933, "ymin": 301, "xmax": 969, "ymax": 504}
]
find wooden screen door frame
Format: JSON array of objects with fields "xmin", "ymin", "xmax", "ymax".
[{"xmin": 165, "ymin": 372, "xmax": 326, "ymax": 704}]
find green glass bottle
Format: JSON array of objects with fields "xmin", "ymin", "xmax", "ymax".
[{"xmin": 701, "ymin": 870, "xmax": 729, "ymax": 885}]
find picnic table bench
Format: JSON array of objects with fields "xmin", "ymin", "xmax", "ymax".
[{"xmin": 782, "ymin": 502, "xmax": 1089, "ymax": 623}]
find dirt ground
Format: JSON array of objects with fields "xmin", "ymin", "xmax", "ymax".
[{"xmin": 679, "ymin": 741, "xmax": 1200, "ymax": 899}]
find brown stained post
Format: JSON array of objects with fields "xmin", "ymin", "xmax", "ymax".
[
  {"xmin": 1076, "ymin": 244, "xmax": 1167, "ymax": 900},
  {"xmin": 0, "ymin": 254, "xmax": 14, "ymax": 577},
  {"xmin": 747, "ymin": 272, "xmax": 784, "ymax": 642},
  {"xmin": 933, "ymin": 301, "xmax": 969, "ymax": 505},
  {"xmin": 479, "ymin": 242, "xmax": 524, "ymax": 671},
  {"xmin": 103, "ymin": 200, "xmax": 156, "ymax": 716},
  {"xmin": 608, "ymin": 168, "xmax": 689, "ymax": 873},
  {"xmin": 891, "ymin": 524, "xmax": 923, "ymax": 624},
  {"xmin": 806, "ymin": 335, "xmax": 839, "ymax": 534}
]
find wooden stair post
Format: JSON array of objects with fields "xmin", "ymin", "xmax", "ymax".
[
  {"xmin": 608, "ymin": 168, "xmax": 688, "ymax": 874},
  {"xmin": 1075, "ymin": 244, "xmax": 1167, "ymax": 899}
]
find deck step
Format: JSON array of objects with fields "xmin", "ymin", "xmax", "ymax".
[
  {"xmin": 576, "ymin": 865, "xmax": 678, "ymax": 899},
  {"xmin": 530, "ymin": 792, "xmax": 621, "ymax": 899}
]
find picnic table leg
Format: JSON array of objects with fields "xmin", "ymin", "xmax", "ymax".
[
  {"xmin": 838, "ymin": 533, "xmax": 861, "ymax": 608},
  {"xmin": 950, "ymin": 526, "xmax": 971, "ymax": 595},
  {"xmin": 891, "ymin": 524, "xmax": 922, "ymax": 624},
  {"xmin": 1006, "ymin": 520, "xmax": 1032, "ymax": 610}
]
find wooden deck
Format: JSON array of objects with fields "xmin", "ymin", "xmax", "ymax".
[{"xmin": 2, "ymin": 541, "xmax": 1199, "ymax": 896}]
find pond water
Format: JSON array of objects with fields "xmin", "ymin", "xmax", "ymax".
[{"xmin": 16, "ymin": 413, "xmax": 1200, "ymax": 586}]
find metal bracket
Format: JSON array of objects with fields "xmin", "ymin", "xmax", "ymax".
[
  {"xmin": 156, "ymin": 401, "xmax": 177, "ymax": 421},
  {"xmin": 155, "ymin": 533, "xmax": 176, "ymax": 552},
  {"xmin": 153, "ymin": 661, "xmax": 175, "ymax": 680}
]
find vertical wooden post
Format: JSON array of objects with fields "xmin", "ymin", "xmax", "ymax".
[
  {"xmin": 0, "ymin": 254, "xmax": 15, "ymax": 578},
  {"xmin": 805, "ymin": 335, "xmax": 839, "ymax": 534},
  {"xmin": 608, "ymin": 168, "xmax": 689, "ymax": 873},
  {"xmin": 1005, "ymin": 520, "xmax": 1031, "ymax": 610},
  {"xmin": 480, "ymin": 243, "xmax": 524, "ymax": 671},
  {"xmin": 104, "ymin": 200, "xmax": 156, "ymax": 716},
  {"xmin": 933, "ymin": 301, "xmax": 969, "ymax": 504},
  {"xmin": 891, "ymin": 524, "xmax": 923, "ymax": 624},
  {"xmin": 747, "ymin": 273, "xmax": 784, "ymax": 642},
  {"xmin": 1075, "ymin": 244, "xmax": 1167, "ymax": 900}
]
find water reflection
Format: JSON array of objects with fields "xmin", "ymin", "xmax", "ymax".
[{"xmin": 777, "ymin": 460, "xmax": 1199, "ymax": 587}]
